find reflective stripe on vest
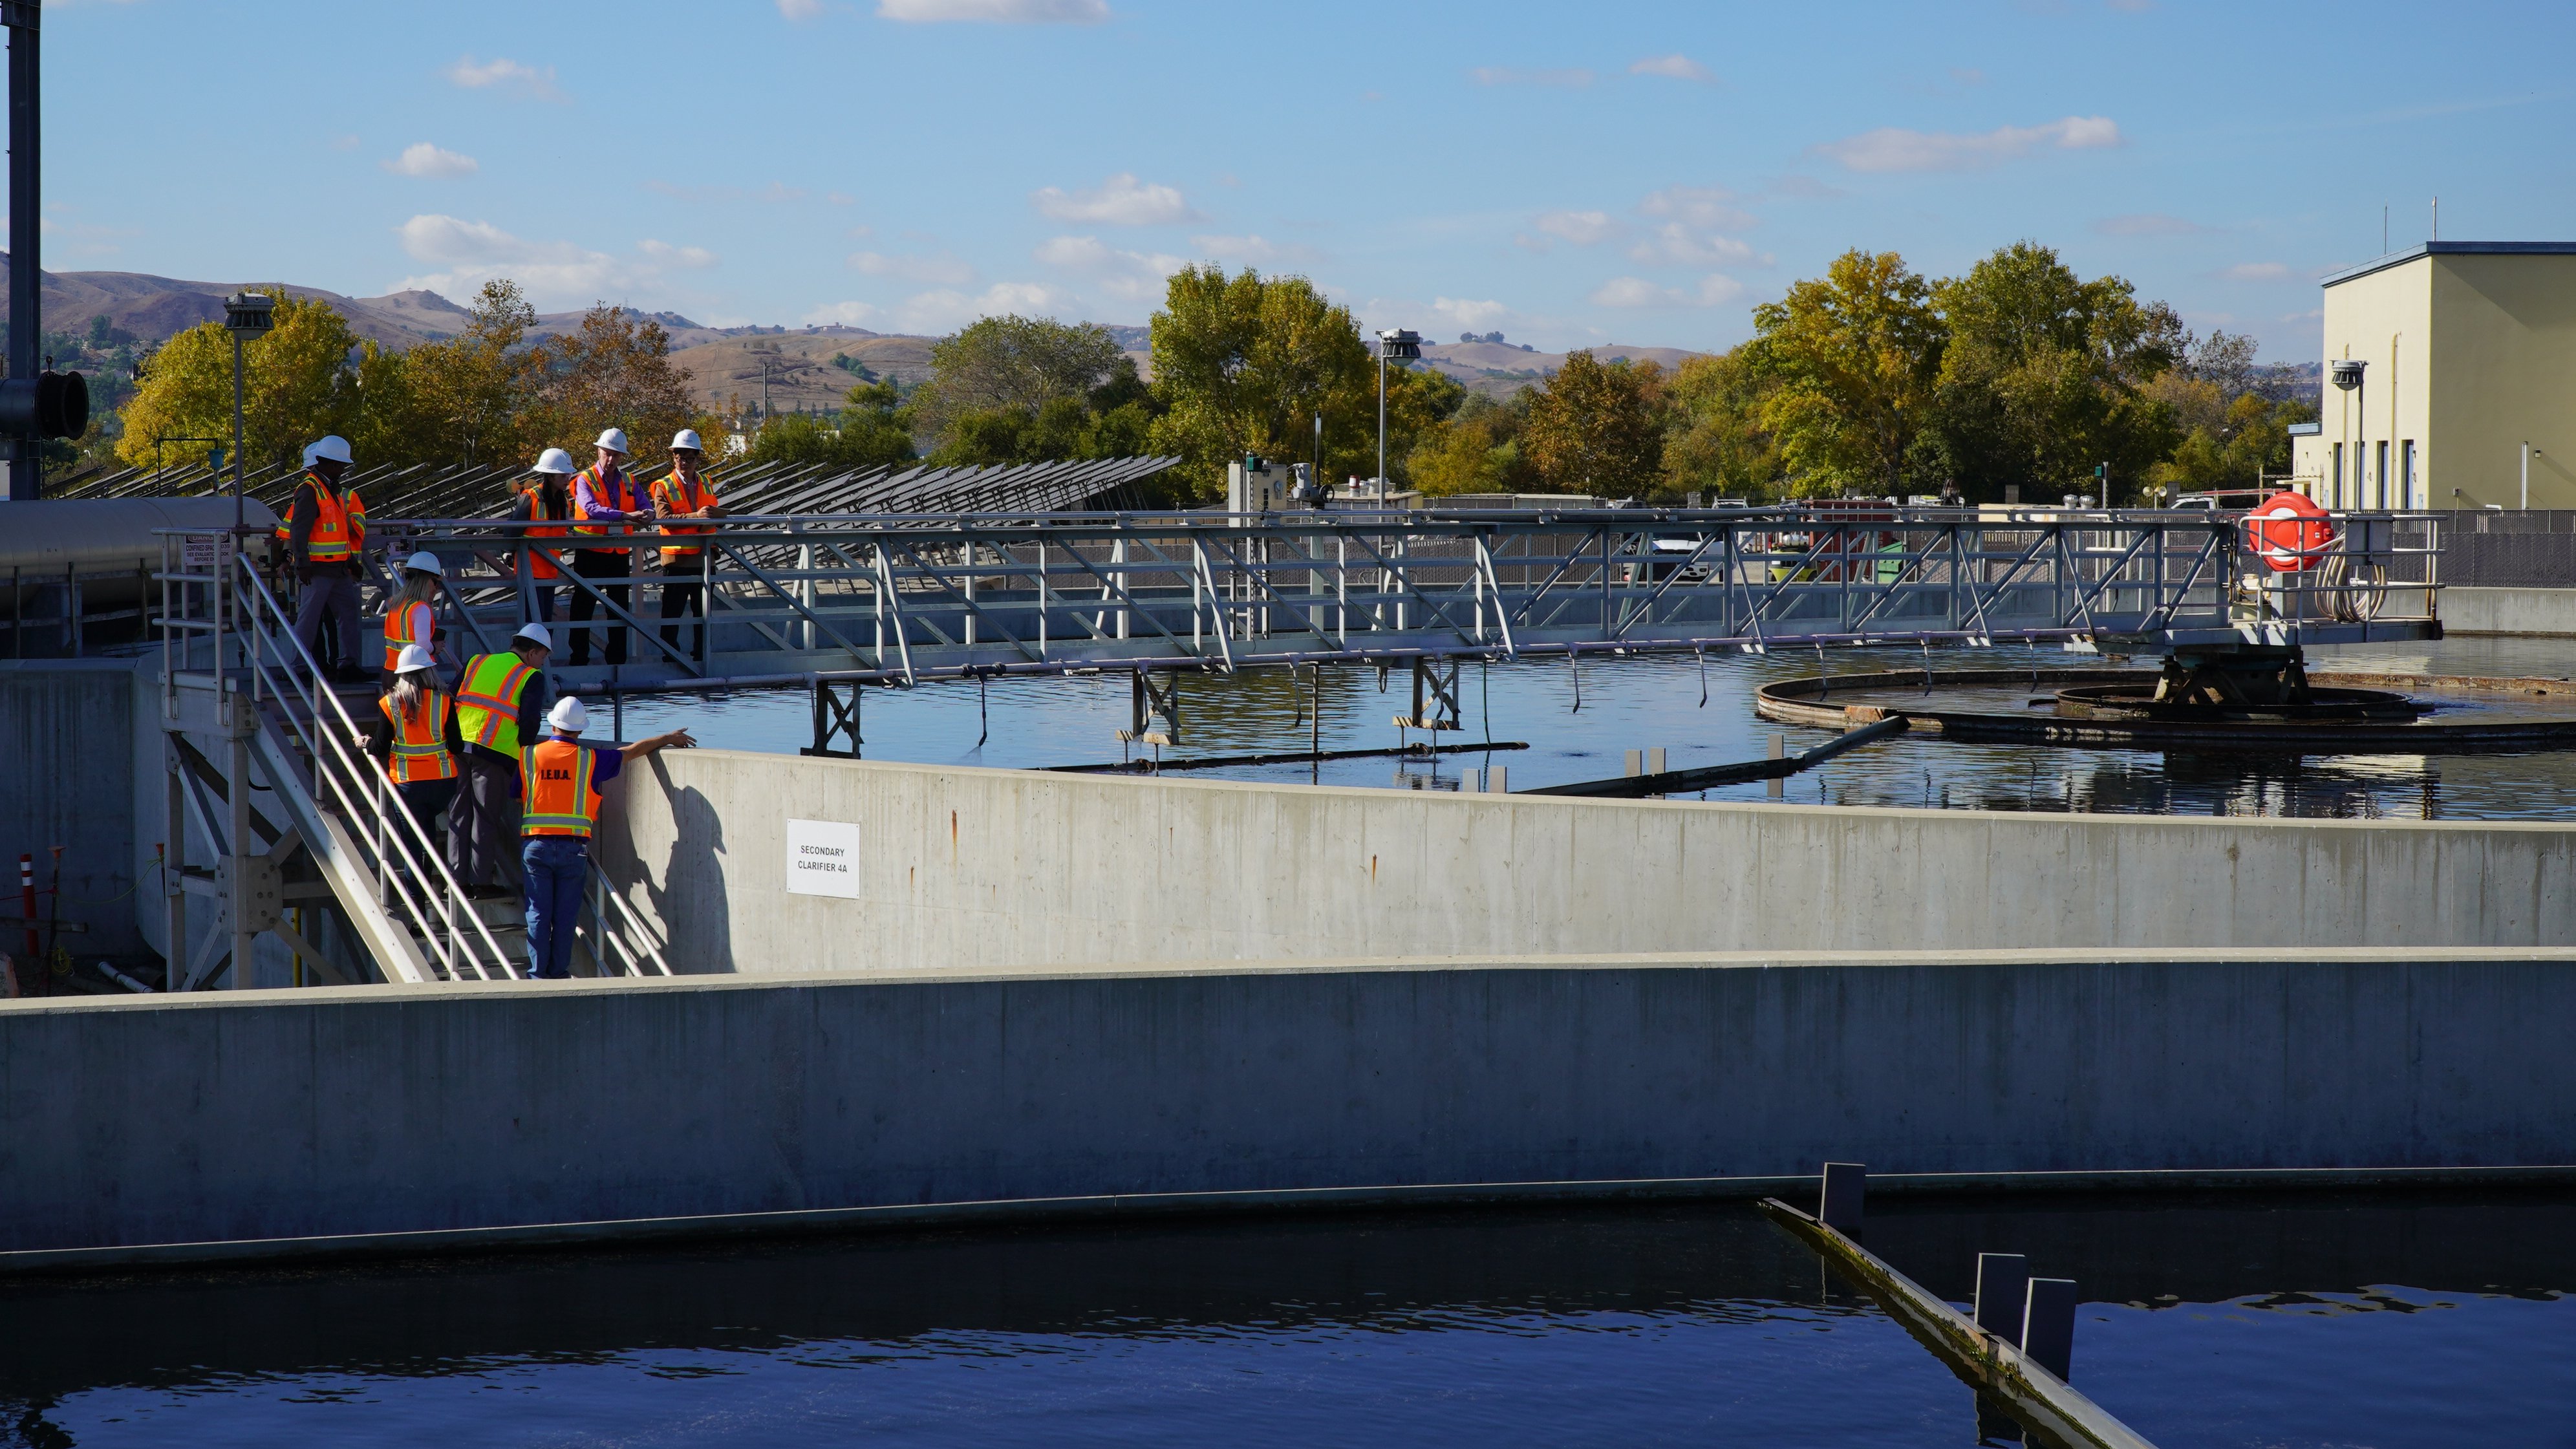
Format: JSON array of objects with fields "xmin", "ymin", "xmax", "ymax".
[
  {"xmin": 572, "ymin": 466, "xmax": 637, "ymax": 542},
  {"xmin": 383, "ymin": 599, "xmax": 435, "ymax": 672},
  {"xmin": 521, "ymin": 738, "xmax": 600, "ymax": 837},
  {"xmin": 380, "ymin": 691, "xmax": 458, "ymax": 784},
  {"xmin": 303, "ymin": 478, "xmax": 363, "ymax": 562},
  {"xmin": 654, "ymin": 473, "xmax": 718, "ymax": 559},
  {"xmin": 455, "ymin": 653, "xmax": 537, "ymax": 755}
]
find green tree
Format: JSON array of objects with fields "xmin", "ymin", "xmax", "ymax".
[
  {"xmin": 1145, "ymin": 264, "xmax": 1378, "ymax": 501},
  {"xmin": 1750, "ymin": 250, "xmax": 1945, "ymax": 496},
  {"xmin": 1521, "ymin": 351, "xmax": 1666, "ymax": 497},
  {"xmin": 913, "ymin": 316, "xmax": 1126, "ymax": 446},
  {"xmin": 1660, "ymin": 347, "xmax": 1783, "ymax": 500},
  {"xmin": 116, "ymin": 289, "xmax": 361, "ymax": 472},
  {"xmin": 1406, "ymin": 392, "xmax": 1537, "ymax": 497},
  {"xmin": 1926, "ymin": 241, "xmax": 2182, "ymax": 501},
  {"xmin": 747, "ymin": 378, "xmax": 919, "ymax": 470},
  {"xmin": 2143, "ymin": 331, "xmax": 2316, "ymax": 497}
]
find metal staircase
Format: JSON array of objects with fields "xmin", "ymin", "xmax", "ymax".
[{"xmin": 153, "ymin": 527, "xmax": 672, "ymax": 989}]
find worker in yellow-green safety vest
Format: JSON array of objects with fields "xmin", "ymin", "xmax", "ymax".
[
  {"xmin": 447, "ymin": 623, "xmax": 553, "ymax": 899},
  {"xmin": 520, "ymin": 695, "xmax": 694, "ymax": 979}
]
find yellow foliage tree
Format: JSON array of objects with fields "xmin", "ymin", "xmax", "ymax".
[{"xmin": 116, "ymin": 290, "xmax": 361, "ymax": 473}]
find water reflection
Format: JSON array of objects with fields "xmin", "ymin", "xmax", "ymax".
[{"xmin": 614, "ymin": 638, "xmax": 2576, "ymax": 821}]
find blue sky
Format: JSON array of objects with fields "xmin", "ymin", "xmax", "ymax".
[{"xmin": 35, "ymin": 0, "xmax": 2576, "ymax": 361}]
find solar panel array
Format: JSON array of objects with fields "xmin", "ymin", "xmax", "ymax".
[{"xmin": 43, "ymin": 454, "xmax": 1181, "ymax": 519}]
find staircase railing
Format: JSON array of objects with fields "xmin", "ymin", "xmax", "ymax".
[{"xmin": 230, "ymin": 553, "xmax": 524, "ymax": 982}]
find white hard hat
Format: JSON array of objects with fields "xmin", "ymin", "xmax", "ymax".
[
  {"xmin": 302, "ymin": 435, "xmax": 353, "ymax": 467},
  {"xmin": 548, "ymin": 696, "xmax": 590, "ymax": 733},
  {"xmin": 512, "ymin": 622, "xmax": 552, "ymax": 649},
  {"xmin": 533, "ymin": 447, "xmax": 577, "ymax": 475},
  {"xmin": 596, "ymin": 428, "xmax": 631, "ymax": 455},
  {"xmin": 403, "ymin": 551, "xmax": 444, "ymax": 577},
  {"xmin": 671, "ymin": 428, "xmax": 703, "ymax": 453},
  {"xmin": 395, "ymin": 643, "xmax": 437, "ymax": 674}
]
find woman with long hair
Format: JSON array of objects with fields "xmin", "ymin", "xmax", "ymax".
[
  {"xmin": 380, "ymin": 552, "xmax": 446, "ymax": 687},
  {"xmin": 511, "ymin": 449, "xmax": 579, "ymax": 624},
  {"xmin": 361, "ymin": 644, "xmax": 464, "ymax": 858}
]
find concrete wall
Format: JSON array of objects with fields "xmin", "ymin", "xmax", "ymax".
[
  {"xmin": 595, "ymin": 751, "xmax": 2576, "ymax": 976},
  {"xmin": 6, "ymin": 948, "xmax": 2575, "ymax": 1258},
  {"xmin": 2442, "ymin": 586, "xmax": 2576, "ymax": 636},
  {"xmin": 0, "ymin": 661, "xmax": 149, "ymax": 962}
]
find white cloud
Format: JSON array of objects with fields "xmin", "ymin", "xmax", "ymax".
[
  {"xmin": 778, "ymin": 0, "xmax": 824, "ymax": 15},
  {"xmin": 877, "ymin": 0, "xmax": 1108, "ymax": 21},
  {"xmin": 1629, "ymin": 54, "xmax": 1713, "ymax": 83},
  {"xmin": 443, "ymin": 55, "xmax": 564, "ymax": 102},
  {"xmin": 638, "ymin": 239, "xmax": 719, "ymax": 269},
  {"xmin": 1472, "ymin": 67, "xmax": 1594, "ymax": 87},
  {"xmin": 849, "ymin": 250, "xmax": 977, "ymax": 284},
  {"xmin": 1812, "ymin": 115, "xmax": 2122, "ymax": 173},
  {"xmin": 382, "ymin": 142, "xmax": 478, "ymax": 178},
  {"xmin": 2222, "ymin": 262, "xmax": 2291, "ymax": 281},
  {"xmin": 892, "ymin": 283, "xmax": 1069, "ymax": 333},
  {"xmin": 392, "ymin": 214, "xmax": 714, "ymax": 308},
  {"xmin": 1433, "ymin": 297, "xmax": 1508, "ymax": 330},
  {"xmin": 1034, "ymin": 234, "xmax": 1183, "ymax": 303},
  {"xmin": 1189, "ymin": 233, "xmax": 1320, "ymax": 265},
  {"xmin": 2096, "ymin": 212, "xmax": 2214, "ymax": 237},
  {"xmin": 1588, "ymin": 274, "xmax": 1744, "ymax": 308},
  {"xmin": 1031, "ymin": 173, "xmax": 1196, "ymax": 226},
  {"xmin": 1638, "ymin": 185, "xmax": 1757, "ymax": 232},
  {"xmin": 1629, "ymin": 225, "xmax": 1759, "ymax": 266},
  {"xmin": 805, "ymin": 301, "xmax": 882, "ymax": 327},
  {"xmin": 1533, "ymin": 210, "xmax": 1618, "ymax": 246}
]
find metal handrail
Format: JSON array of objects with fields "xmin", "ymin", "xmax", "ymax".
[{"xmin": 224, "ymin": 553, "xmax": 523, "ymax": 982}]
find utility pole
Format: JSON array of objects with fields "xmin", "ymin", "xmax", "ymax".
[{"xmin": 5, "ymin": 1, "xmax": 39, "ymax": 500}]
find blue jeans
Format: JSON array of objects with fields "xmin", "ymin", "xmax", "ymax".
[{"xmin": 522, "ymin": 836, "xmax": 588, "ymax": 979}]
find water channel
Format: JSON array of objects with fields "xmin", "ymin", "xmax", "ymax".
[
  {"xmin": 616, "ymin": 637, "xmax": 2576, "ymax": 820},
  {"xmin": 3, "ymin": 1192, "xmax": 2569, "ymax": 1447}
]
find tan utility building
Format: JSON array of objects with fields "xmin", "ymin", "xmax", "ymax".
[{"xmin": 2289, "ymin": 241, "xmax": 2576, "ymax": 510}]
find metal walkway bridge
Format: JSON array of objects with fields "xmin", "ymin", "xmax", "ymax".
[{"xmin": 348, "ymin": 503, "xmax": 2444, "ymax": 696}]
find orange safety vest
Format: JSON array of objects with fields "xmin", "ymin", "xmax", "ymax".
[
  {"xmin": 572, "ymin": 465, "xmax": 639, "ymax": 546},
  {"xmin": 379, "ymin": 690, "xmax": 458, "ymax": 784},
  {"xmin": 454, "ymin": 652, "xmax": 539, "ymax": 756},
  {"xmin": 522, "ymin": 482, "xmax": 570, "ymax": 581},
  {"xmin": 521, "ymin": 738, "xmax": 602, "ymax": 838},
  {"xmin": 277, "ymin": 473, "xmax": 367, "ymax": 562},
  {"xmin": 382, "ymin": 598, "xmax": 435, "ymax": 672},
  {"xmin": 653, "ymin": 471, "xmax": 720, "ymax": 563}
]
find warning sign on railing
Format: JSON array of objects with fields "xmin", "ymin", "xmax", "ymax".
[{"xmin": 785, "ymin": 818, "xmax": 861, "ymax": 899}]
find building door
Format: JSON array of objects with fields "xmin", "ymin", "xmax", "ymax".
[{"xmin": 2400, "ymin": 440, "xmax": 2416, "ymax": 510}]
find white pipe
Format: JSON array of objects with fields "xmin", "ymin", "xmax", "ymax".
[{"xmin": 100, "ymin": 962, "xmax": 154, "ymax": 993}]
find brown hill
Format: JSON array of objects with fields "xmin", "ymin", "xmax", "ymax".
[
  {"xmin": 1417, "ymin": 340, "xmax": 1706, "ymax": 401},
  {"xmin": 668, "ymin": 331, "xmax": 936, "ymax": 414}
]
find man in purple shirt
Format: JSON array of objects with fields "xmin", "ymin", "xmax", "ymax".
[{"xmin": 568, "ymin": 427, "xmax": 653, "ymax": 667}]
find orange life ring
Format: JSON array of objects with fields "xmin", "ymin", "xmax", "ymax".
[{"xmin": 2242, "ymin": 491, "xmax": 2334, "ymax": 573}]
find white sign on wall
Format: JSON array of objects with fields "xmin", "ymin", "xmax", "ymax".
[{"xmin": 784, "ymin": 818, "xmax": 862, "ymax": 899}]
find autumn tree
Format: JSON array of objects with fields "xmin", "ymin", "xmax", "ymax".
[
  {"xmin": 1521, "ymin": 351, "xmax": 1665, "ymax": 497},
  {"xmin": 116, "ymin": 289, "xmax": 362, "ymax": 473},
  {"xmin": 1406, "ymin": 391, "xmax": 1538, "ymax": 496},
  {"xmin": 531, "ymin": 303, "xmax": 699, "ymax": 461},
  {"xmin": 1750, "ymin": 250, "xmax": 1946, "ymax": 497},
  {"xmin": 748, "ymin": 378, "xmax": 918, "ymax": 470},
  {"xmin": 362, "ymin": 279, "xmax": 546, "ymax": 468},
  {"xmin": 2143, "ymin": 330, "xmax": 2317, "ymax": 497}
]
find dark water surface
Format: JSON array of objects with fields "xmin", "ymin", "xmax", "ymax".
[
  {"xmin": 5, "ymin": 1194, "xmax": 2572, "ymax": 1448},
  {"xmin": 616, "ymin": 637, "xmax": 2576, "ymax": 820}
]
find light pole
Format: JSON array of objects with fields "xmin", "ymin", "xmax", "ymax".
[
  {"xmin": 2330, "ymin": 359, "xmax": 2365, "ymax": 510},
  {"xmin": 1375, "ymin": 328, "xmax": 1420, "ymax": 505},
  {"xmin": 222, "ymin": 291, "xmax": 274, "ymax": 532}
]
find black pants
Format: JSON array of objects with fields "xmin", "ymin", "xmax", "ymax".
[
  {"xmin": 447, "ymin": 753, "xmax": 522, "ymax": 890},
  {"xmin": 659, "ymin": 556, "xmax": 707, "ymax": 659},
  {"xmin": 570, "ymin": 550, "xmax": 630, "ymax": 666}
]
